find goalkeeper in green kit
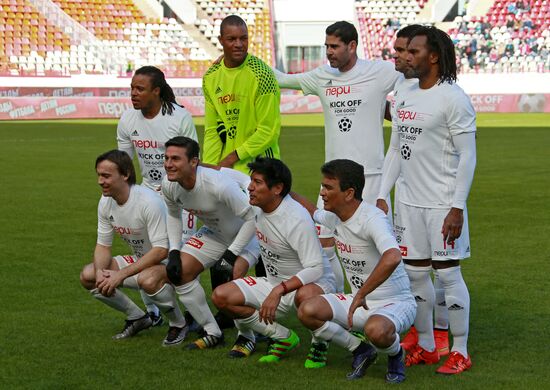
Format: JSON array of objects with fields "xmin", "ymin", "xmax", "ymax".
[{"xmin": 202, "ymin": 14, "xmax": 281, "ymax": 328}]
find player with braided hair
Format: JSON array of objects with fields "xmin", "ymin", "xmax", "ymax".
[{"xmin": 117, "ymin": 65, "xmax": 198, "ymax": 327}]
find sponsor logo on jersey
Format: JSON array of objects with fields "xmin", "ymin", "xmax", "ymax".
[
  {"xmin": 242, "ymin": 276, "xmax": 256, "ymax": 286},
  {"xmin": 399, "ymin": 245, "xmax": 408, "ymax": 256},
  {"xmin": 315, "ymin": 225, "xmax": 321, "ymax": 236},
  {"xmin": 325, "ymin": 80, "xmax": 333, "ymax": 86},
  {"xmin": 397, "ymin": 109, "xmax": 417, "ymax": 121},
  {"xmin": 256, "ymin": 230, "xmax": 268, "ymax": 243},
  {"xmin": 335, "ymin": 239, "xmax": 352, "ymax": 253},
  {"xmin": 215, "ymin": 86, "xmax": 222, "ymax": 94},
  {"xmin": 131, "ymin": 130, "xmax": 139, "ymax": 136},
  {"xmin": 325, "ymin": 85, "xmax": 352, "ymax": 97},
  {"xmin": 217, "ymin": 93, "xmax": 239, "ymax": 104},
  {"xmin": 414, "ymin": 295, "xmax": 426, "ymax": 302},
  {"xmin": 335, "ymin": 293, "xmax": 347, "ymax": 301},
  {"xmin": 122, "ymin": 255, "xmax": 136, "ymax": 264},
  {"xmin": 109, "ymin": 215, "xmax": 114, "ymax": 222},
  {"xmin": 132, "ymin": 139, "xmax": 159, "ymax": 150},
  {"xmin": 114, "ymin": 225, "xmax": 133, "ymax": 235},
  {"xmin": 186, "ymin": 237, "xmax": 204, "ymax": 249}
]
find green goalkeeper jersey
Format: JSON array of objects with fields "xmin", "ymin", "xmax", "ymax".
[{"xmin": 202, "ymin": 54, "xmax": 281, "ymax": 173}]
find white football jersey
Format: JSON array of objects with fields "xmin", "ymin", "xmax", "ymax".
[
  {"xmin": 162, "ymin": 166, "xmax": 255, "ymax": 245},
  {"xmin": 394, "ymin": 82, "xmax": 476, "ymax": 208},
  {"xmin": 276, "ymin": 60, "xmax": 399, "ymax": 174},
  {"xmin": 314, "ymin": 202, "xmax": 411, "ymax": 302},
  {"xmin": 256, "ymin": 195, "xmax": 334, "ymax": 286},
  {"xmin": 117, "ymin": 104, "xmax": 197, "ymax": 191},
  {"xmin": 97, "ymin": 185, "xmax": 168, "ymax": 259}
]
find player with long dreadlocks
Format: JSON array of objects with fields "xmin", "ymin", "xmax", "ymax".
[
  {"xmin": 378, "ymin": 26, "xmax": 476, "ymax": 375},
  {"xmin": 117, "ymin": 66, "xmax": 198, "ymax": 330}
]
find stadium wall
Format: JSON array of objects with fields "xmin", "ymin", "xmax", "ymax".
[{"xmin": 0, "ymin": 73, "xmax": 549, "ymax": 120}]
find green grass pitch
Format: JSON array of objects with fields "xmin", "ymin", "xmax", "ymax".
[{"xmin": 0, "ymin": 113, "xmax": 548, "ymax": 389}]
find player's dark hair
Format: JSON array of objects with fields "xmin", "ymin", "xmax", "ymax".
[
  {"xmin": 412, "ymin": 26, "xmax": 457, "ymax": 85},
  {"xmin": 325, "ymin": 21, "xmax": 358, "ymax": 45},
  {"xmin": 134, "ymin": 66, "xmax": 180, "ymax": 115},
  {"xmin": 220, "ymin": 14, "xmax": 247, "ymax": 36},
  {"xmin": 247, "ymin": 157, "xmax": 292, "ymax": 198},
  {"xmin": 165, "ymin": 136, "xmax": 200, "ymax": 160},
  {"xmin": 95, "ymin": 149, "xmax": 136, "ymax": 185},
  {"xmin": 321, "ymin": 159, "xmax": 364, "ymax": 201},
  {"xmin": 396, "ymin": 24, "xmax": 424, "ymax": 40}
]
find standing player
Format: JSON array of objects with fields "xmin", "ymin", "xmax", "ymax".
[
  {"xmin": 79, "ymin": 150, "xmax": 188, "ymax": 345},
  {"xmin": 274, "ymin": 21, "xmax": 400, "ymax": 294},
  {"xmin": 161, "ymin": 136, "xmax": 258, "ymax": 349},
  {"xmin": 117, "ymin": 66, "xmax": 198, "ymax": 325},
  {"xmin": 377, "ymin": 24, "xmax": 451, "ymax": 358},
  {"xmin": 293, "ymin": 159, "xmax": 415, "ymax": 383},
  {"xmin": 212, "ymin": 157, "xmax": 335, "ymax": 363},
  {"xmin": 378, "ymin": 26, "xmax": 476, "ymax": 374},
  {"xmin": 201, "ymin": 14, "xmax": 280, "ymax": 321}
]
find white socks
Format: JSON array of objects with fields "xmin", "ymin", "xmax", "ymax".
[
  {"xmin": 312, "ymin": 321, "xmax": 361, "ymax": 352},
  {"xmin": 237, "ymin": 311, "xmax": 290, "ymax": 340},
  {"xmin": 405, "ymin": 264, "xmax": 435, "ymax": 351},
  {"xmin": 147, "ymin": 284, "xmax": 186, "ymax": 328},
  {"xmin": 91, "ymin": 288, "xmax": 144, "ymax": 320},
  {"xmin": 376, "ymin": 333, "xmax": 401, "ymax": 356},
  {"xmin": 175, "ymin": 278, "xmax": 221, "ymax": 337},
  {"xmin": 324, "ymin": 246, "xmax": 345, "ymax": 293},
  {"xmin": 437, "ymin": 266, "xmax": 470, "ymax": 357},
  {"xmin": 140, "ymin": 289, "xmax": 160, "ymax": 317},
  {"xmin": 433, "ymin": 270, "xmax": 449, "ymax": 330}
]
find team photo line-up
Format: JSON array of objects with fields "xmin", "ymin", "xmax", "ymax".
[{"xmin": 80, "ymin": 14, "xmax": 476, "ymax": 383}]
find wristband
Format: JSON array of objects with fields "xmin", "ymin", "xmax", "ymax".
[{"xmin": 280, "ymin": 281, "xmax": 289, "ymax": 295}]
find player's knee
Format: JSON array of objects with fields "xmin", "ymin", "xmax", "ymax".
[
  {"xmin": 297, "ymin": 298, "xmax": 318, "ymax": 323},
  {"xmin": 211, "ymin": 284, "xmax": 230, "ymax": 310},
  {"xmin": 137, "ymin": 270, "xmax": 160, "ymax": 294},
  {"xmin": 364, "ymin": 320, "xmax": 394, "ymax": 347}
]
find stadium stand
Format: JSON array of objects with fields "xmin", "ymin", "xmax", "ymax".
[
  {"xmin": 1, "ymin": 0, "xmax": 547, "ymax": 77},
  {"xmin": 355, "ymin": 0, "xmax": 549, "ymax": 73}
]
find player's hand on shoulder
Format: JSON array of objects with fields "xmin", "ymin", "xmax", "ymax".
[{"xmin": 376, "ymin": 199, "xmax": 389, "ymax": 214}]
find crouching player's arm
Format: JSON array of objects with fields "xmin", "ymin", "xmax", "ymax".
[
  {"xmin": 98, "ymin": 200, "xmax": 169, "ymax": 296},
  {"xmin": 347, "ymin": 247, "xmax": 401, "ymax": 328},
  {"xmin": 260, "ymin": 218, "xmax": 325, "ymax": 324}
]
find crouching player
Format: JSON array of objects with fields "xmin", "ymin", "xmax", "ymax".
[
  {"xmin": 161, "ymin": 137, "xmax": 259, "ymax": 350},
  {"xmin": 212, "ymin": 157, "xmax": 336, "ymax": 362},
  {"xmin": 294, "ymin": 159, "xmax": 416, "ymax": 383},
  {"xmin": 80, "ymin": 150, "xmax": 188, "ymax": 345}
]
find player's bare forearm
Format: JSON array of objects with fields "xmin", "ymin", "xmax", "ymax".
[
  {"xmin": 118, "ymin": 246, "xmax": 168, "ymax": 280},
  {"xmin": 355, "ymin": 248, "xmax": 401, "ymax": 298},
  {"xmin": 93, "ymin": 244, "xmax": 113, "ymax": 275},
  {"xmin": 219, "ymin": 151, "xmax": 239, "ymax": 168}
]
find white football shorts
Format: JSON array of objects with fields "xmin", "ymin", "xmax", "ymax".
[
  {"xmin": 181, "ymin": 226, "xmax": 259, "ymax": 268},
  {"xmin": 234, "ymin": 275, "xmax": 335, "ymax": 319},
  {"xmin": 394, "ymin": 203, "xmax": 471, "ymax": 260},
  {"xmin": 322, "ymin": 293, "xmax": 416, "ymax": 333}
]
